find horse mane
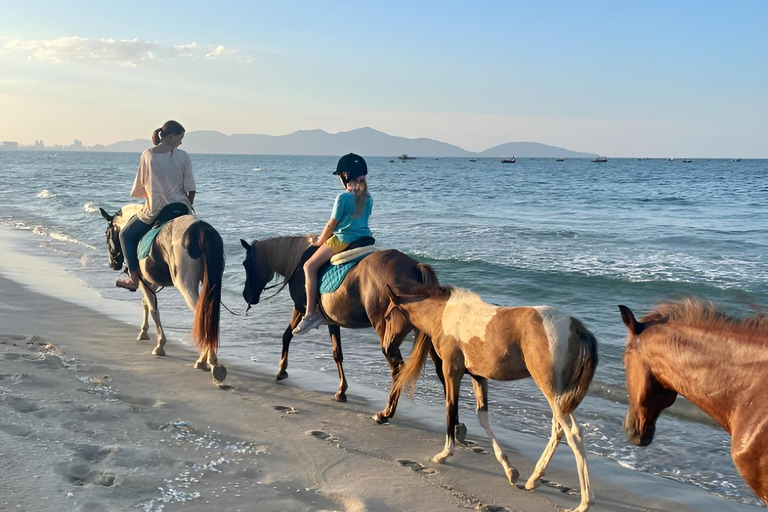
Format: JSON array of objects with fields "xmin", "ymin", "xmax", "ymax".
[
  {"xmin": 253, "ymin": 235, "xmax": 312, "ymax": 279},
  {"xmin": 114, "ymin": 204, "xmax": 144, "ymax": 228},
  {"xmin": 644, "ymin": 297, "xmax": 768, "ymax": 334}
]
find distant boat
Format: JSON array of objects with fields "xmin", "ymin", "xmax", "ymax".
[
  {"xmin": 398, "ymin": 154, "xmax": 417, "ymax": 161},
  {"xmin": 682, "ymin": 159, "xmax": 693, "ymax": 163},
  {"xmin": 501, "ymin": 157, "xmax": 516, "ymax": 163},
  {"xmin": 668, "ymin": 158, "xmax": 675, "ymax": 161},
  {"xmin": 469, "ymin": 159, "xmax": 477, "ymax": 162},
  {"xmin": 389, "ymin": 160, "xmax": 395, "ymax": 163},
  {"xmin": 591, "ymin": 156, "xmax": 608, "ymax": 163},
  {"xmin": 732, "ymin": 158, "xmax": 742, "ymax": 162},
  {"xmin": 556, "ymin": 158, "xmax": 565, "ymax": 162}
]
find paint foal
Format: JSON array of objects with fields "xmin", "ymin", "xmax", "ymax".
[
  {"xmin": 100, "ymin": 204, "xmax": 226, "ymax": 382},
  {"xmin": 620, "ymin": 300, "xmax": 768, "ymax": 505},
  {"xmin": 387, "ymin": 286, "xmax": 597, "ymax": 512}
]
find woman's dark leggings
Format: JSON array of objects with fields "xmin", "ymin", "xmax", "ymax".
[{"xmin": 119, "ymin": 215, "xmax": 152, "ymax": 272}]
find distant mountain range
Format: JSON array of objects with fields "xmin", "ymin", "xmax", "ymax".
[{"xmin": 104, "ymin": 127, "xmax": 597, "ymax": 158}]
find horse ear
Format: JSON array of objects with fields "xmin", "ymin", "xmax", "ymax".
[
  {"xmin": 99, "ymin": 208, "xmax": 113, "ymax": 222},
  {"xmin": 386, "ymin": 284, "xmax": 401, "ymax": 305},
  {"xmin": 240, "ymin": 239, "xmax": 251, "ymax": 250},
  {"xmin": 619, "ymin": 305, "xmax": 643, "ymax": 335}
]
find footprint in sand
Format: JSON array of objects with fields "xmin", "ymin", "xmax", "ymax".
[
  {"xmin": 5, "ymin": 396, "xmax": 41, "ymax": 414},
  {"xmin": 54, "ymin": 461, "xmax": 117, "ymax": 487},
  {"xmin": 306, "ymin": 429, "xmax": 341, "ymax": 447},
  {"xmin": 273, "ymin": 405, "xmax": 298, "ymax": 414},
  {"xmin": 539, "ymin": 478, "xmax": 578, "ymax": 496},
  {"xmin": 0, "ymin": 423, "xmax": 34, "ymax": 437},
  {"xmin": 459, "ymin": 439, "xmax": 489, "ymax": 454},
  {"xmin": 395, "ymin": 459, "xmax": 437, "ymax": 475}
]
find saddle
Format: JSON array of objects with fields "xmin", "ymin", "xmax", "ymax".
[
  {"xmin": 288, "ymin": 236, "xmax": 376, "ymax": 314},
  {"xmin": 137, "ymin": 203, "xmax": 191, "ymax": 260}
]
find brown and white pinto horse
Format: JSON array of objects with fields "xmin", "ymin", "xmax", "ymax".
[
  {"xmin": 100, "ymin": 204, "xmax": 226, "ymax": 383},
  {"xmin": 620, "ymin": 299, "xmax": 768, "ymax": 505},
  {"xmin": 386, "ymin": 286, "xmax": 598, "ymax": 512}
]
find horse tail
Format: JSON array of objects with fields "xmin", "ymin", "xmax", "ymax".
[
  {"xmin": 393, "ymin": 328, "xmax": 432, "ymax": 399},
  {"xmin": 557, "ymin": 318, "xmax": 598, "ymax": 415},
  {"xmin": 417, "ymin": 262, "xmax": 439, "ymax": 290},
  {"xmin": 186, "ymin": 221, "xmax": 224, "ymax": 353}
]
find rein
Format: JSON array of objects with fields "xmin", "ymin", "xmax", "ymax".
[{"xmin": 245, "ymin": 258, "xmax": 303, "ymax": 314}]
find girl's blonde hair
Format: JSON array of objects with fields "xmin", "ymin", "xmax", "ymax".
[{"xmin": 349, "ymin": 176, "xmax": 369, "ymax": 218}]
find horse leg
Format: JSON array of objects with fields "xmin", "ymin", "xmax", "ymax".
[
  {"xmin": 277, "ymin": 308, "xmax": 301, "ymax": 380},
  {"xmin": 373, "ymin": 348, "xmax": 403, "ymax": 423},
  {"xmin": 470, "ymin": 376, "xmax": 519, "ymax": 483},
  {"xmin": 137, "ymin": 297, "xmax": 151, "ymax": 341},
  {"xmin": 554, "ymin": 412, "xmax": 593, "ymax": 512},
  {"xmin": 430, "ymin": 343, "xmax": 466, "ymax": 443},
  {"xmin": 329, "ymin": 325, "xmax": 347, "ymax": 402},
  {"xmin": 525, "ymin": 415, "xmax": 563, "ymax": 490},
  {"xmin": 140, "ymin": 286, "xmax": 167, "ymax": 356},
  {"xmin": 373, "ymin": 324, "xmax": 409, "ymax": 423},
  {"xmin": 433, "ymin": 360, "xmax": 462, "ymax": 464}
]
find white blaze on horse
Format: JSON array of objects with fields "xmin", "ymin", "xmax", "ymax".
[
  {"xmin": 386, "ymin": 285, "xmax": 597, "ymax": 512},
  {"xmin": 620, "ymin": 299, "xmax": 768, "ymax": 505},
  {"xmin": 100, "ymin": 204, "xmax": 226, "ymax": 383}
]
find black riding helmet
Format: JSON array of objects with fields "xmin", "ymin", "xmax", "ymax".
[{"xmin": 333, "ymin": 153, "xmax": 367, "ymax": 186}]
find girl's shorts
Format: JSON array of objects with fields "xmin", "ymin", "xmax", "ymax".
[{"xmin": 325, "ymin": 235, "xmax": 349, "ymax": 254}]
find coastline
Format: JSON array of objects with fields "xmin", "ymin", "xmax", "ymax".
[{"xmin": 0, "ymin": 225, "xmax": 761, "ymax": 511}]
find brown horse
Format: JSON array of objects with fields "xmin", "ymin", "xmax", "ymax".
[
  {"xmin": 619, "ymin": 299, "xmax": 768, "ymax": 505},
  {"xmin": 100, "ymin": 204, "xmax": 226, "ymax": 382},
  {"xmin": 240, "ymin": 235, "xmax": 441, "ymax": 421},
  {"xmin": 386, "ymin": 285, "xmax": 598, "ymax": 512}
]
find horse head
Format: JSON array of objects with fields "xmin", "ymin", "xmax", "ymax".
[
  {"xmin": 99, "ymin": 207, "xmax": 124, "ymax": 271},
  {"xmin": 240, "ymin": 239, "xmax": 272, "ymax": 305},
  {"xmin": 619, "ymin": 305, "xmax": 678, "ymax": 447},
  {"xmin": 382, "ymin": 285, "xmax": 414, "ymax": 354}
]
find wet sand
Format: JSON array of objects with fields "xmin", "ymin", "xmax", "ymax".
[{"xmin": 0, "ymin": 265, "xmax": 762, "ymax": 510}]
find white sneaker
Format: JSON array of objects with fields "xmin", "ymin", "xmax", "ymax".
[{"xmin": 292, "ymin": 314, "xmax": 323, "ymax": 335}]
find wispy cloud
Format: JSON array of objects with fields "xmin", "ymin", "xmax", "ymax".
[{"xmin": 2, "ymin": 36, "xmax": 247, "ymax": 67}]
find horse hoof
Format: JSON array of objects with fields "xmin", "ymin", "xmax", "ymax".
[
  {"xmin": 372, "ymin": 412, "xmax": 389, "ymax": 424},
  {"xmin": 455, "ymin": 423, "xmax": 467, "ymax": 443},
  {"xmin": 211, "ymin": 365, "xmax": 227, "ymax": 383},
  {"xmin": 525, "ymin": 477, "xmax": 540, "ymax": 490},
  {"xmin": 194, "ymin": 361, "xmax": 208, "ymax": 371},
  {"xmin": 276, "ymin": 371, "xmax": 289, "ymax": 381},
  {"xmin": 152, "ymin": 346, "xmax": 165, "ymax": 356},
  {"xmin": 431, "ymin": 454, "xmax": 449, "ymax": 464},
  {"xmin": 137, "ymin": 333, "xmax": 150, "ymax": 341},
  {"xmin": 507, "ymin": 467, "xmax": 520, "ymax": 484},
  {"xmin": 332, "ymin": 393, "xmax": 347, "ymax": 403}
]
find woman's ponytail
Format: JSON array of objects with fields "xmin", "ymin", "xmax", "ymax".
[
  {"xmin": 151, "ymin": 128, "xmax": 163, "ymax": 146},
  {"xmin": 352, "ymin": 177, "xmax": 369, "ymax": 218},
  {"xmin": 152, "ymin": 120, "xmax": 185, "ymax": 146}
]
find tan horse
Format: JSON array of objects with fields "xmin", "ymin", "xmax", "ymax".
[
  {"xmin": 100, "ymin": 204, "xmax": 226, "ymax": 382},
  {"xmin": 386, "ymin": 286, "xmax": 597, "ymax": 512},
  {"xmin": 241, "ymin": 235, "xmax": 441, "ymax": 420},
  {"xmin": 620, "ymin": 299, "xmax": 768, "ymax": 505}
]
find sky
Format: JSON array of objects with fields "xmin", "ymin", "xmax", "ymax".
[{"xmin": 1, "ymin": 1, "xmax": 766, "ymax": 157}]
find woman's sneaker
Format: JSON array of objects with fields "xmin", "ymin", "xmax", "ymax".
[{"xmin": 292, "ymin": 314, "xmax": 323, "ymax": 335}]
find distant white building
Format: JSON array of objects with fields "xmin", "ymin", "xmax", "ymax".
[{"xmin": 1, "ymin": 141, "xmax": 19, "ymax": 150}]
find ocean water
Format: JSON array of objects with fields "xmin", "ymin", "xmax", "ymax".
[{"xmin": 1, "ymin": 151, "xmax": 765, "ymax": 505}]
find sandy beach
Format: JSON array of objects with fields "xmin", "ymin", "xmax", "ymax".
[{"xmin": 0, "ymin": 225, "xmax": 762, "ymax": 512}]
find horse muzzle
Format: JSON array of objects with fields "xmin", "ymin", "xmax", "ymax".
[{"xmin": 623, "ymin": 414, "xmax": 654, "ymax": 446}]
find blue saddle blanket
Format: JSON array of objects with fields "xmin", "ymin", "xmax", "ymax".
[
  {"xmin": 318, "ymin": 253, "xmax": 370, "ymax": 294},
  {"xmin": 138, "ymin": 224, "xmax": 166, "ymax": 260}
]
